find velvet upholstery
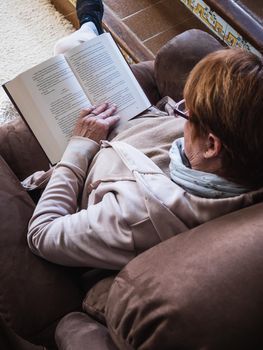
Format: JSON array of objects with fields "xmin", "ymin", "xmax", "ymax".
[
  {"xmin": 131, "ymin": 61, "xmax": 160, "ymax": 105},
  {"xmin": 0, "ymin": 315, "xmax": 43, "ymax": 350},
  {"xmin": 0, "ymin": 156, "xmax": 83, "ymax": 348},
  {"xmin": 82, "ymin": 275, "xmax": 116, "ymax": 325},
  {"xmin": 154, "ymin": 29, "xmax": 223, "ymax": 102},
  {"xmin": 106, "ymin": 203, "xmax": 263, "ymax": 350},
  {"xmin": 1, "ymin": 27, "xmax": 263, "ymax": 349},
  {"xmin": 0, "ymin": 117, "xmax": 49, "ymax": 181},
  {"xmin": 55, "ymin": 313, "xmax": 117, "ymax": 350}
]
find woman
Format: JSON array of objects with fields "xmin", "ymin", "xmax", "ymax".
[{"xmin": 27, "ymin": 46, "xmax": 263, "ymax": 269}]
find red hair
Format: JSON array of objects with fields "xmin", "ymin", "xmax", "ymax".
[{"xmin": 184, "ymin": 48, "xmax": 263, "ymax": 188}]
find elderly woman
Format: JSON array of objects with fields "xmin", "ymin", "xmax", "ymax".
[{"xmin": 27, "ymin": 43, "xmax": 263, "ymax": 269}]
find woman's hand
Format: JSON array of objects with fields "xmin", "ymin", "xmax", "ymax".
[{"xmin": 73, "ymin": 102, "xmax": 120, "ymax": 144}]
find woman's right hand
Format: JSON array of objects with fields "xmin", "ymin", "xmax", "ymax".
[{"xmin": 73, "ymin": 102, "xmax": 120, "ymax": 144}]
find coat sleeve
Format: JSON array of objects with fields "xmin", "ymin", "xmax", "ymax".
[{"xmin": 27, "ymin": 136, "xmax": 135, "ymax": 269}]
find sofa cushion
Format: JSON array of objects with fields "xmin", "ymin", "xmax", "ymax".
[
  {"xmin": 105, "ymin": 203, "xmax": 263, "ymax": 349},
  {"xmin": 0, "ymin": 156, "xmax": 82, "ymax": 347}
]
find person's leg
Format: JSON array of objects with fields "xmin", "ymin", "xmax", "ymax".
[
  {"xmin": 54, "ymin": 0, "xmax": 104, "ymax": 55},
  {"xmin": 76, "ymin": 0, "xmax": 104, "ymax": 34}
]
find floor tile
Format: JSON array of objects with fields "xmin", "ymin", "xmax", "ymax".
[
  {"xmin": 104, "ymin": 0, "xmax": 160, "ymax": 19},
  {"xmin": 144, "ymin": 16, "xmax": 209, "ymax": 54},
  {"xmin": 123, "ymin": 0, "xmax": 191, "ymax": 41},
  {"xmin": 104, "ymin": 4, "xmax": 155, "ymax": 62}
]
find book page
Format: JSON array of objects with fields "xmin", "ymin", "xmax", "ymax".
[
  {"xmin": 65, "ymin": 33, "xmax": 151, "ymax": 122},
  {"xmin": 5, "ymin": 55, "xmax": 91, "ymax": 164}
]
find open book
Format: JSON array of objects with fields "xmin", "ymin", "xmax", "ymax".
[{"xmin": 3, "ymin": 33, "xmax": 151, "ymax": 164}]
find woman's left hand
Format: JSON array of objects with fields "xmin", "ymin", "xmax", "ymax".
[{"xmin": 73, "ymin": 102, "xmax": 120, "ymax": 144}]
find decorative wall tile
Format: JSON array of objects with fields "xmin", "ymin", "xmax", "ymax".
[{"xmin": 180, "ymin": 0, "xmax": 261, "ymax": 56}]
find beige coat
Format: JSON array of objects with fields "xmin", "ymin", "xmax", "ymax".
[{"xmin": 28, "ymin": 113, "xmax": 262, "ymax": 269}]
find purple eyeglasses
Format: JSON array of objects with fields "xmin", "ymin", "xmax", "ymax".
[{"xmin": 173, "ymin": 99, "xmax": 189, "ymax": 120}]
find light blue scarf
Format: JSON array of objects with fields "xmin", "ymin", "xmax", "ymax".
[{"xmin": 169, "ymin": 138, "xmax": 248, "ymax": 198}]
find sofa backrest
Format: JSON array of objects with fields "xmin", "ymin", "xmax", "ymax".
[{"xmin": 154, "ymin": 29, "xmax": 223, "ymax": 102}]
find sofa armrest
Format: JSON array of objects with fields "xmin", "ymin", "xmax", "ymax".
[
  {"xmin": 105, "ymin": 203, "xmax": 263, "ymax": 349},
  {"xmin": 0, "ymin": 156, "xmax": 83, "ymax": 348},
  {"xmin": 0, "ymin": 117, "xmax": 50, "ymax": 180}
]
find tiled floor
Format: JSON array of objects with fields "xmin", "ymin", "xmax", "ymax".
[
  {"xmin": 104, "ymin": 0, "xmax": 208, "ymax": 58},
  {"xmin": 52, "ymin": 0, "xmax": 209, "ymax": 62}
]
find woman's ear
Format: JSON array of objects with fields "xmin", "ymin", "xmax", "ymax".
[{"xmin": 203, "ymin": 133, "xmax": 222, "ymax": 159}]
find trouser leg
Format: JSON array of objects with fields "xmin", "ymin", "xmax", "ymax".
[{"xmin": 53, "ymin": 0, "xmax": 104, "ymax": 55}]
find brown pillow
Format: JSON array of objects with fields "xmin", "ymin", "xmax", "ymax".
[
  {"xmin": 82, "ymin": 274, "xmax": 116, "ymax": 325},
  {"xmin": 105, "ymin": 203, "xmax": 263, "ymax": 349},
  {"xmin": 0, "ymin": 156, "xmax": 82, "ymax": 347},
  {"xmin": 154, "ymin": 29, "xmax": 223, "ymax": 101}
]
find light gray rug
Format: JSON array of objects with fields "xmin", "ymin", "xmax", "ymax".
[{"xmin": 0, "ymin": 0, "xmax": 75, "ymax": 124}]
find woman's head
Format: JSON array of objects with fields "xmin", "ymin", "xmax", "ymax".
[{"xmin": 183, "ymin": 48, "xmax": 263, "ymax": 189}]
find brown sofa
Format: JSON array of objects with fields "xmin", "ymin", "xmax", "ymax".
[{"xmin": 1, "ymin": 29, "xmax": 263, "ymax": 350}]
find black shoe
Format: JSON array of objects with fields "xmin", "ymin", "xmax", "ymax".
[{"xmin": 76, "ymin": 0, "xmax": 104, "ymax": 34}]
